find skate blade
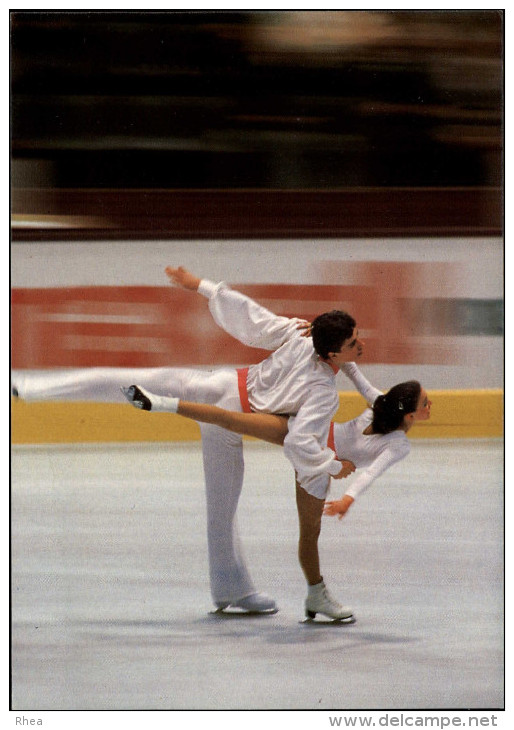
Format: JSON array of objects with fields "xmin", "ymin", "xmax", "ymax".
[
  {"xmin": 209, "ymin": 607, "xmax": 278, "ymax": 618},
  {"xmin": 300, "ymin": 615, "xmax": 356, "ymax": 625},
  {"xmin": 121, "ymin": 386, "xmax": 143, "ymax": 407}
]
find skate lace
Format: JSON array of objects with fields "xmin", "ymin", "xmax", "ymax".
[{"xmin": 321, "ymin": 586, "xmax": 339, "ymax": 607}]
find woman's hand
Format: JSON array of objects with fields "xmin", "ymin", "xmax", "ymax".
[
  {"xmin": 165, "ymin": 266, "xmax": 201, "ymax": 291},
  {"xmin": 324, "ymin": 495, "xmax": 355, "ymax": 520}
]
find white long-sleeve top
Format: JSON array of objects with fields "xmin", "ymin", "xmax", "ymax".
[
  {"xmin": 198, "ymin": 279, "xmax": 343, "ymax": 487},
  {"xmin": 334, "ymin": 362, "xmax": 411, "ymax": 500},
  {"xmin": 288, "ymin": 362, "xmax": 411, "ymax": 499}
]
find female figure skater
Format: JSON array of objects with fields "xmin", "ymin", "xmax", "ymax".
[
  {"xmin": 12, "ymin": 266, "xmax": 363, "ymax": 618},
  {"xmin": 122, "ymin": 362, "xmax": 431, "ymax": 621}
]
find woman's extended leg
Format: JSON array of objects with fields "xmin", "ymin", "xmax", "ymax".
[
  {"xmin": 177, "ymin": 401, "xmax": 288, "ymax": 446},
  {"xmin": 122, "ymin": 384, "xmax": 289, "ymax": 445}
]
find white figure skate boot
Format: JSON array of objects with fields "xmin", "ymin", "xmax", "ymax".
[
  {"xmin": 305, "ymin": 580, "xmax": 353, "ymax": 621},
  {"xmin": 122, "ymin": 385, "xmax": 179, "ymax": 412},
  {"xmin": 215, "ymin": 592, "xmax": 278, "ymax": 615}
]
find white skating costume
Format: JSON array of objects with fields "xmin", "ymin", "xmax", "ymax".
[
  {"xmin": 12, "ymin": 279, "xmax": 346, "ymax": 607},
  {"xmin": 322, "ymin": 362, "xmax": 411, "ymax": 501}
]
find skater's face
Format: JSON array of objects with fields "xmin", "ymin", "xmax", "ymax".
[
  {"xmin": 328, "ymin": 328, "xmax": 364, "ymax": 365},
  {"xmin": 409, "ymin": 388, "xmax": 431, "ymax": 423}
]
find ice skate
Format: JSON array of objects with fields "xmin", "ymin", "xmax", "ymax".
[
  {"xmin": 122, "ymin": 385, "xmax": 179, "ymax": 413},
  {"xmin": 212, "ymin": 592, "xmax": 278, "ymax": 615},
  {"xmin": 122, "ymin": 385, "xmax": 152, "ymax": 410},
  {"xmin": 11, "ymin": 375, "xmax": 22, "ymax": 399},
  {"xmin": 303, "ymin": 580, "xmax": 354, "ymax": 623}
]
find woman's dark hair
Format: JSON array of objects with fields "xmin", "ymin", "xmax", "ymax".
[
  {"xmin": 311, "ymin": 310, "xmax": 356, "ymax": 359},
  {"xmin": 372, "ymin": 380, "xmax": 422, "ymax": 434}
]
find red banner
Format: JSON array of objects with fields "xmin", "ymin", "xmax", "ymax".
[{"xmin": 11, "ymin": 263, "xmax": 462, "ymax": 369}]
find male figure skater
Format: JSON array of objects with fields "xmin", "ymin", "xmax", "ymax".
[
  {"xmin": 158, "ymin": 267, "xmax": 364, "ymax": 615},
  {"xmin": 12, "ymin": 266, "xmax": 364, "ymax": 616}
]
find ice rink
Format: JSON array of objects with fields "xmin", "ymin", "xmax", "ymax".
[{"xmin": 11, "ymin": 438, "xmax": 503, "ymax": 712}]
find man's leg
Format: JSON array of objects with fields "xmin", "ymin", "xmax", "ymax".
[
  {"xmin": 13, "ymin": 365, "xmax": 276, "ymax": 611},
  {"xmin": 200, "ymin": 422, "xmax": 256, "ymax": 605},
  {"xmin": 118, "ymin": 366, "xmax": 276, "ymax": 611},
  {"xmin": 193, "ymin": 370, "xmax": 276, "ymax": 612},
  {"xmin": 11, "ymin": 366, "xmax": 198, "ymax": 403}
]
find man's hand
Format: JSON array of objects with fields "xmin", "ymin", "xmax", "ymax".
[
  {"xmin": 297, "ymin": 321, "xmax": 312, "ymax": 337},
  {"xmin": 165, "ymin": 266, "xmax": 201, "ymax": 291},
  {"xmin": 324, "ymin": 494, "xmax": 354, "ymax": 520},
  {"xmin": 331, "ymin": 459, "xmax": 356, "ymax": 479}
]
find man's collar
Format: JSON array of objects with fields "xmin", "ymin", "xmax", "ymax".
[{"xmin": 320, "ymin": 357, "xmax": 339, "ymax": 375}]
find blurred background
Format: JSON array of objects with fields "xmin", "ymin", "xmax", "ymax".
[
  {"xmin": 11, "ymin": 10, "xmax": 503, "ymax": 237},
  {"xmin": 11, "ymin": 10, "xmax": 502, "ymax": 191},
  {"xmin": 9, "ymin": 16, "xmax": 505, "ymax": 715},
  {"xmin": 10, "ymin": 10, "xmax": 504, "ymax": 397}
]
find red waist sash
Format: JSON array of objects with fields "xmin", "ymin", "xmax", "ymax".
[{"xmin": 237, "ymin": 368, "xmax": 252, "ymax": 414}]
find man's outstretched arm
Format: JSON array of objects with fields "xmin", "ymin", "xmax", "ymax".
[
  {"xmin": 165, "ymin": 265, "xmax": 304, "ymax": 351},
  {"xmin": 166, "ymin": 266, "xmax": 201, "ymax": 291}
]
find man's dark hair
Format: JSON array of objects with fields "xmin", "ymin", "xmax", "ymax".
[{"xmin": 311, "ymin": 310, "xmax": 356, "ymax": 359}]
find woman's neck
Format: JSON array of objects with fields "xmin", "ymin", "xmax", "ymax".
[{"xmin": 365, "ymin": 423, "xmax": 410, "ymax": 435}]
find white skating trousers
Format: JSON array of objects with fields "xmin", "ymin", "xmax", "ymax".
[{"xmin": 14, "ymin": 366, "xmax": 256, "ymax": 605}]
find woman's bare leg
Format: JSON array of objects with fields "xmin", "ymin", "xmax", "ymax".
[
  {"xmin": 295, "ymin": 481, "xmax": 324, "ymax": 586},
  {"xmin": 296, "ymin": 481, "xmax": 354, "ymax": 620},
  {"xmin": 177, "ymin": 401, "xmax": 288, "ymax": 446}
]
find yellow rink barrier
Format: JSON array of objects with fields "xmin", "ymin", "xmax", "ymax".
[{"xmin": 11, "ymin": 389, "xmax": 503, "ymax": 444}]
